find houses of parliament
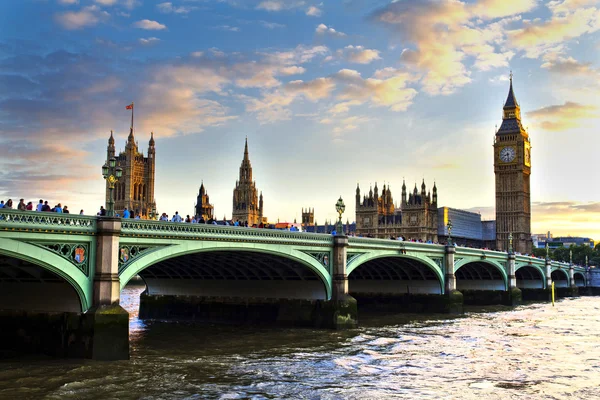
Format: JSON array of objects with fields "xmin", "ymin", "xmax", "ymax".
[{"xmin": 103, "ymin": 77, "xmax": 531, "ymax": 251}]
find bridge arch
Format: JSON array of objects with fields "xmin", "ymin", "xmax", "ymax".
[
  {"xmin": 119, "ymin": 242, "xmax": 332, "ymax": 300},
  {"xmin": 515, "ymin": 264, "xmax": 546, "ymax": 289},
  {"xmin": 0, "ymin": 238, "xmax": 89, "ymax": 312},
  {"xmin": 454, "ymin": 258, "xmax": 507, "ymax": 291},
  {"xmin": 551, "ymin": 268, "xmax": 569, "ymax": 287},
  {"xmin": 574, "ymin": 272, "xmax": 586, "ymax": 287},
  {"xmin": 347, "ymin": 252, "xmax": 444, "ymax": 295}
]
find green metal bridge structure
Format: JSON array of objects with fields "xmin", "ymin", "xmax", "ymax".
[{"xmin": 0, "ymin": 209, "xmax": 592, "ymax": 360}]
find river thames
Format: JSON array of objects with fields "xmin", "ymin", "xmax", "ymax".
[{"xmin": 0, "ymin": 285, "xmax": 598, "ymax": 399}]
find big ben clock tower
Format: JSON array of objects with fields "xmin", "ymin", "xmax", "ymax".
[{"xmin": 494, "ymin": 74, "xmax": 532, "ymax": 254}]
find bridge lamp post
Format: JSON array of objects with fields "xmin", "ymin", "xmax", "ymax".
[
  {"xmin": 335, "ymin": 196, "xmax": 345, "ymax": 236},
  {"xmin": 447, "ymin": 219, "xmax": 453, "ymax": 246},
  {"xmin": 101, "ymin": 157, "xmax": 123, "ymax": 218},
  {"xmin": 508, "ymin": 232, "xmax": 513, "ymax": 254},
  {"xmin": 545, "ymin": 242, "xmax": 549, "ymax": 260},
  {"xmin": 569, "ymin": 249, "xmax": 573, "ymax": 265}
]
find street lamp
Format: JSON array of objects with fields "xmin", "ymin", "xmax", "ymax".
[
  {"xmin": 335, "ymin": 196, "xmax": 345, "ymax": 235},
  {"xmin": 447, "ymin": 219, "xmax": 453, "ymax": 246},
  {"xmin": 545, "ymin": 242, "xmax": 549, "ymax": 260},
  {"xmin": 569, "ymin": 249, "xmax": 573, "ymax": 265},
  {"xmin": 508, "ymin": 232, "xmax": 513, "ymax": 254},
  {"xmin": 101, "ymin": 157, "xmax": 123, "ymax": 217},
  {"xmin": 151, "ymin": 204, "xmax": 157, "ymax": 220}
]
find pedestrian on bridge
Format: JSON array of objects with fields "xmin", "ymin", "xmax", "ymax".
[
  {"xmin": 172, "ymin": 212, "xmax": 182, "ymax": 222},
  {"xmin": 17, "ymin": 199, "xmax": 26, "ymax": 210}
]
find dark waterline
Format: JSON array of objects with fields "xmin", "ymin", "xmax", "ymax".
[{"xmin": 1, "ymin": 284, "xmax": 599, "ymax": 399}]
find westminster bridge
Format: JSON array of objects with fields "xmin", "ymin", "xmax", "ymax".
[{"xmin": 0, "ymin": 209, "xmax": 594, "ymax": 360}]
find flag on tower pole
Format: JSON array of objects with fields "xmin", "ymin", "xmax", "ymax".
[{"xmin": 126, "ymin": 102, "xmax": 134, "ymax": 131}]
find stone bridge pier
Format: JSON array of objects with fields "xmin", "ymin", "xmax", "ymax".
[{"xmin": 0, "ymin": 215, "xmax": 129, "ymax": 360}]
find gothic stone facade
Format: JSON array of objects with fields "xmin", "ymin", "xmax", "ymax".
[
  {"xmin": 195, "ymin": 182, "xmax": 214, "ymax": 221},
  {"xmin": 355, "ymin": 181, "xmax": 438, "ymax": 242},
  {"xmin": 106, "ymin": 128, "xmax": 156, "ymax": 218},
  {"xmin": 232, "ymin": 139, "xmax": 264, "ymax": 225},
  {"xmin": 494, "ymin": 76, "xmax": 532, "ymax": 254}
]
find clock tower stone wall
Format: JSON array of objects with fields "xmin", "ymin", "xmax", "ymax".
[{"xmin": 494, "ymin": 76, "xmax": 532, "ymax": 254}]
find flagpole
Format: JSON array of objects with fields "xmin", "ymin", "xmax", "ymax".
[{"xmin": 131, "ymin": 101, "xmax": 134, "ymax": 132}]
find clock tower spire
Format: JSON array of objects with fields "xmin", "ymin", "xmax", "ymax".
[{"xmin": 494, "ymin": 74, "xmax": 532, "ymax": 254}]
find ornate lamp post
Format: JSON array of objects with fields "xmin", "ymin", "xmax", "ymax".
[
  {"xmin": 335, "ymin": 196, "xmax": 345, "ymax": 236},
  {"xmin": 569, "ymin": 249, "xmax": 573, "ymax": 265},
  {"xmin": 447, "ymin": 219, "xmax": 453, "ymax": 246},
  {"xmin": 545, "ymin": 242, "xmax": 549, "ymax": 260},
  {"xmin": 508, "ymin": 232, "xmax": 513, "ymax": 254},
  {"xmin": 151, "ymin": 204, "xmax": 157, "ymax": 220},
  {"xmin": 101, "ymin": 157, "xmax": 123, "ymax": 218}
]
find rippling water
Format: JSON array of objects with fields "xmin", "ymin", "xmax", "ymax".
[{"xmin": 1, "ymin": 285, "xmax": 599, "ymax": 399}]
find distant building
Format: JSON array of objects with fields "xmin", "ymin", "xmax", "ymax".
[
  {"xmin": 105, "ymin": 128, "xmax": 156, "ymax": 218},
  {"xmin": 482, "ymin": 220, "xmax": 497, "ymax": 249},
  {"xmin": 232, "ymin": 138, "xmax": 265, "ymax": 225},
  {"xmin": 355, "ymin": 180, "xmax": 438, "ymax": 242},
  {"xmin": 301, "ymin": 207, "xmax": 314, "ymax": 228},
  {"xmin": 534, "ymin": 233, "xmax": 594, "ymax": 249},
  {"xmin": 437, "ymin": 207, "xmax": 482, "ymax": 246},
  {"xmin": 194, "ymin": 182, "xmax": 214, "ymax": 221}
]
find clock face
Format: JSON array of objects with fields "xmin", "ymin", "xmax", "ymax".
[{"xmin": 499, "ymin": 146, "xmax": 516, "ymax": 163}]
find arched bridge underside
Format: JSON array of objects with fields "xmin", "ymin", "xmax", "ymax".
[
  {"xmin": 552, "ymin": 269, "xmax": 569, "ymax": 288},
  {"xmin": 348, "ymin": 257, "xmax": 442, "ymax": 295},
  {"xmin": 574, "ymin": 272, "xmax": 586, "ymax": 287},
  {"xmin": 0, "ymin": 255, "xmax": 82, "ymax": 313},
  {"xmin": 456, "ymin": 261, "xmax": 506, "ymax": 291},
  {"xmin": 516, "ymin": 266, "xmax": 545, "ymax": 289},
  {"xmin": 138, "ymin": 250, "xmax": 328, "ymax": 300}
]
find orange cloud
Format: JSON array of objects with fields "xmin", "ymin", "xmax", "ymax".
[{"xmin": 527, "ymin": 102, "xmax": 598, "ymax": 131}]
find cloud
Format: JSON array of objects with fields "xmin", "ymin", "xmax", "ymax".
[
  {"xmin": 527, "ymin": 101, "xmax": 598, "ymax": 131},
  {"xmin": 342, "ymin": 45, "xmax": 381, "ymax": 64},
  {"xmin": 279, "ymin": 66, "xmax": 306, "ymax": 75},
  {"xmin": 541, "ymin": 54, "xmax": 600, "ymax": 77},
  {"xmin": 55, "ymin": 6, "xmax": 106, "ymax": 30},
  {"xmin": 58, "ymin": 0, "xmax": 79, "ymax": 5},
  {"xmin": 212, "ymin": 25, "xmax": 240, "ymax": 32},
  {"xmin": 508, "ymin": 4, "xmax": 600, "ymax": 58},
  {"xmin": 315, "ymin": 23, "xmax": 346, "ymax": 37},
  {"xmin": 327, "ymin": 100, "xmax": 362, "ymax": 115},
  {"xmin": 133, "ymin": 19, "xmax": 167, "ymax": 30},
  {"xmin": 306, "ymin": 6, "xmax": 322, "ymax": 17},
  {"xmin": 157, "ymin": 2, "xmax": 196, "ymax": 14},
  {"xmin": 334, "ymin": 67, "xmax": 418, "ymax": 111},
  {"xmin": 261, "ymin": 45, "xmax": 329, "ymax": 65},
  {"xmin": 139, "ymin": 37, "xmax": 161, "ymax": 45},
  {"xmin": 256, "ymin": 1, "xmax": 306, "ymax": 12},
  {"xmin": 370, "ymin": 0, "xmax": 532, "ymax": 95},
  {"xmin": 94, "ymin": 0, "xmax": 139, "ymax": 7},
  {"xmin": 285, "ymin": 77, "xmax": 335, "ymax": 101},
  {"xmin": 259, "ymin": 20, "xmax": 285, "ymax": 29},
  {"xmin": 243, "ymin": 91, "xmax": 294, "ymax": 123}
]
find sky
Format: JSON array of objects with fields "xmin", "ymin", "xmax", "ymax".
[{"xmin": 1, "ymin": 0, "xmax": 599, "ymax": 239}]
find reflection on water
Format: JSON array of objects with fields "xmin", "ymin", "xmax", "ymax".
[{"xmin": 1, "ymin": 284, "xmax": 599, "ymax": 399}]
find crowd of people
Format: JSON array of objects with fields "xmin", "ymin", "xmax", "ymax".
[{"xmin": 0, "ymin": 199, "xmax": 79, "ymax": 214}]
